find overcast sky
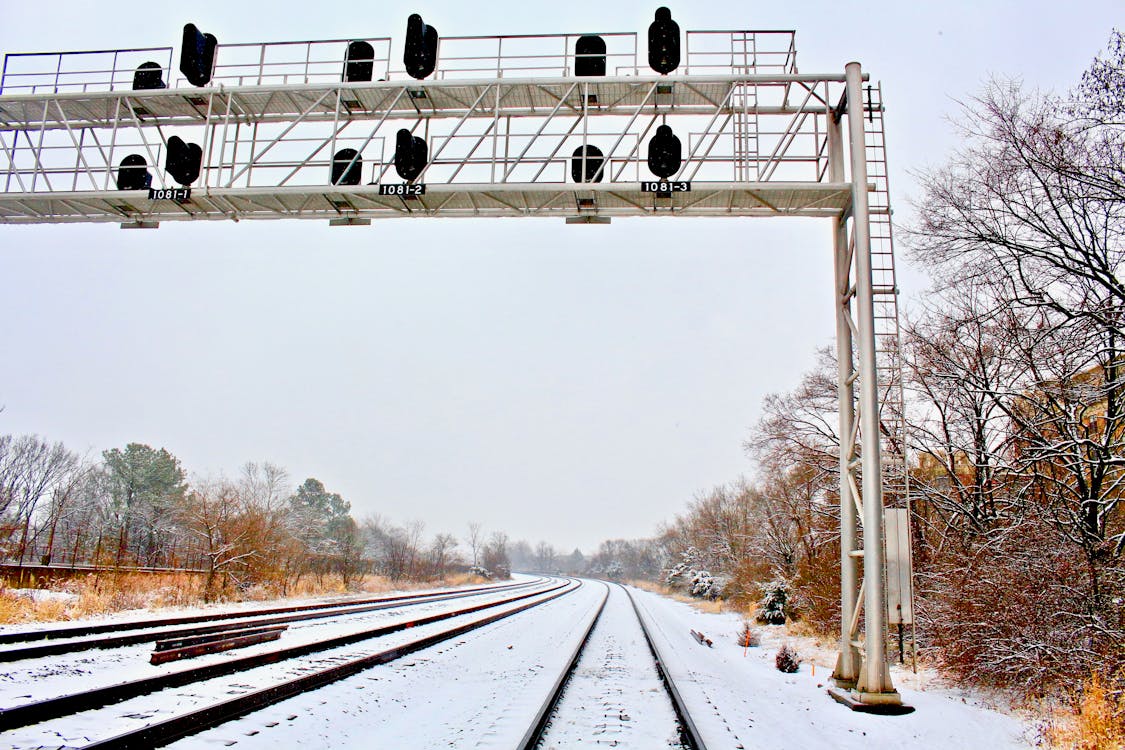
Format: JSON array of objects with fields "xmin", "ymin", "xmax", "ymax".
[{"xmin": 0, "ymin": 1, "xmax": 1119, "ymax": 553}]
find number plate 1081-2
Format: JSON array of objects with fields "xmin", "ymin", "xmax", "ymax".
[{"xmin": 379, "ymin": 184, "xmax": 426, "ymax": 197}]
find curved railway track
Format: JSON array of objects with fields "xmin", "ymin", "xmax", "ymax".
[{"xmin": 2, "ymin": 578, "xmax": 581, "ymax": 749}]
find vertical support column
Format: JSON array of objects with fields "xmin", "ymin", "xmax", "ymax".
[
  {"xmin": 829, "ymin": 106, "xmax": 861, "ymax": 689},
  {"xmin": 845, "ymin": 60, "xmax": 899, "ymax": 704}
]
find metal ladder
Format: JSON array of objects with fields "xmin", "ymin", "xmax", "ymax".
[
  {"xmin": 863, "ymin": 83, "xmax": 909, "ymax": 510},
  {"xmin": 732, "ymin": 32, "xmax": 760, "ymax": 181}
]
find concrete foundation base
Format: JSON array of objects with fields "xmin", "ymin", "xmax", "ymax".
[{"xmin": 827, "ymin": 687, "xmax": 915, "ymax": 715}]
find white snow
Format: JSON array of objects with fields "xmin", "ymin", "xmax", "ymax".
[
  {"xmin": 0, "ymin": 578, "xmax": 1040, "ymax": 749},
  {"xmin": 0, "ymin": 582, "xmax": 554, "ymax": 708},
  {"xmin": 167, "ymin": 579, "xmax": 603, "ymax": 749},
  {"xmin": 537, "ymin": 582, "xmax": 684, "ymax": 748},
  {"xmin": 628, "ymin": 585, "xmax": 1036, "ymax": 749}
]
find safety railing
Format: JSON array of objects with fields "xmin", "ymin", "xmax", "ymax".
[
  {"xmin": 387, "ymin": 32, "xmax": 640, "ymax": 81},
  {"xmin": 0, "ymin": 47, "xmax": 174, "ymax": 95},
  {"xmin": 0, "ymin": 29, "xmax": 800, "ymax": 97},
  {"xmin": 684, "ymin": 30, "xmax": 798, "ymax": 75},
  {"xmin": 202, "ymin": 37, "xmax": 393, "ymax": 87}
]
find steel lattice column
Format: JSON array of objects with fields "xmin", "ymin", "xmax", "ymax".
[{"xmin": 828, "ymin": 61, "xmax": 904, "ymax": 709}]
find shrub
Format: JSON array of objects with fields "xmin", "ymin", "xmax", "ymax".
[
  {"xmin": 756, "ymin": 580, "xmax": 791, "ymax": 624},
  {"xmin": 664, "ymin": 547, "xmax": 702, "ymax": 591},
  {"xmin": 918, "ymin": 518, "xmax": 1125, "ymax": 696},
  {"xmin": 690, "ymin": 570, "xmax": 725, "ymax": 600},
  {"xmin": 775, "ymin": 644, "xmax": 802, "ymax": 673}
]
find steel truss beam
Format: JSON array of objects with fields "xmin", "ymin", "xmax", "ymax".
[
  {"xmin": 1, "ymin": 74, "xmax": 845, "ymax": 223},
  {"xmin": 0, "ymin": 182, "xmax": 851, "ymax": 224}
]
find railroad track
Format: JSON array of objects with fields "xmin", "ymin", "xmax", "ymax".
[
  {"xmin": 2, "ymin": 578, "xmax": 581, "ymax": 749},
  {"xmin": 519, "ymin": 581, "xmax": 704, "ymax": 750},
  {"xmin": 0, "ymin": 578, "xmax": 541, "ymax": 663},
  {"xmin": 0, "ymin": 577, "xmax": 538, "ymax": 646}
]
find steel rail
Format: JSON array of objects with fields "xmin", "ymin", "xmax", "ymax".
[
  {"xmin": 0, "ymin": 580, "xmax": 539, "ymax": 662},
  {"xmin": 0, "ymin": 578, "xmax": 568, "ymax": 732},
  {"xmin": 149, "ymin": 625, "xmax": 288, "ymax": 665},
  {"xmin": 0, "ymin": 577, "xmax": 534, "ymax": 646},
  {"xmin": 74, "ymin": 581, "xmax": 582, "ymax": 749},
  {"xmin": 622, "ymin": 584, "xmax": 707, "ymax": 750},
  {"xmin": 515, "ymin": 580, "xmax": 610, "ymax": 750}
]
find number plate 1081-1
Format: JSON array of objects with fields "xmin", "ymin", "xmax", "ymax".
[{"xmin": 148, "ymin": 187, "xmax": 191, "ymax": 202}]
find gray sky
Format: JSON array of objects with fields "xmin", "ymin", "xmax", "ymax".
[{"xmin": 0, "ymin": 1, "xmax": 1119, "ymax": 553}]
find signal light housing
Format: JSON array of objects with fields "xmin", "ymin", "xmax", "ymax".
[
  {"xmin": 571, "ymin": 145, "xmax": 605, "ymax": 183},
  {"xmin": 394, "ymin": 130, "xmax": 428, "ymax": 181},
  {"xmin": 331, "ymin": 149, "xmax": 363, "ymax": 186},
  {"xmin": 404, "ymin": 14, "xmax": 438, "ymax": 80},
  {"xmin": 116, "ymin": 154, "xmax": 152, "ymax": 191},
  {"xmin": 647, "ymin": 124, "xmax": 682, "ymax": 178},
  {"xmin": 165, "ymin": 136, "xmax": 203, "ymax": 186},
  {"xmin": 180, "ymin": 23, "xmax": 218, "ymax": 87},
  {"xmin": 574, "ymin": 35, "xmax": 606, "ymax": 77},
  {"xmin": 648, "ymin": 7, "xmax": 680, "ymax": 74},
  {"xmin": 344, "ymin": 40, "xmax": 375, "ymax": 83},
  {"xmin": 132, "ymin": 62, "xmax": 166, "ymax": 91}
]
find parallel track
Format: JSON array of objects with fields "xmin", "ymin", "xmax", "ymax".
[
  {"xmin": 4, "ymin": 578, "xmax": 706, "ymax": 749},
  {"xmin": 0, "ymin": 579, "xmax": 571, "ymax": 736},
  {"xmin": 0, "ymin": 578, "xmax": 539, "ymax": 662},
  {"xmin": 83, "ymin": 580, "xmax": 583, "ymax": 749},
  {"xmin": 0, "ymin": 578, "xmax": 536, "ymax": 646}
]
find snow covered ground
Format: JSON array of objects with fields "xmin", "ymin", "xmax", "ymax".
[
  {"xmin": 0, "ymin": 581, "xmax": 551, "ymax": 708},
  {"xmin": 537, "ymin": 583, "xmax": 684, "ymax": 748},
  {"xmin": 0, "ymin": 578, "xmax": 1040, "ymax": 748},
  {"xmin": 628, "ymin": 585, "xmax": 1037, "ymax": 749},
  {"xmin": 168, "ymin": 579, "xmax": 606, "ymax": 749},
  {"xmin": 2, "ymin": 579, "xmax": 566, "ymax": 748}
]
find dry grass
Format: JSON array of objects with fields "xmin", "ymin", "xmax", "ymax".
[
  {"xmin": 0, "ymin": 571, "xmax": 491, "ymax": 625},
  {"xmin": 0, "ymin": 572, "xmax": 210, "ymax": 623},
  {"xmin": 627, "ymin": 580, "xmax": 745, "ymax": 616},
  {"xmin": 1043, "ymin": 675, "xmax": 1125, "ymax": 750}
]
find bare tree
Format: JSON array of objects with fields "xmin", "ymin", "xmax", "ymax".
[
  {"xmin": 465, "ymin": 521, "xmax": 483, "ymax": 567},
  {"xmin": 429, "ymin": 533, "xmax": 459, "ymax": 578},
  {"xmin": 0, "ymin": 436, "xmax": 80, "ymax": 564},
  {"xmin": 902, "ymin": 280, "xmax": 1025, "ymax": 545},
  {"xmin": 35, "ymin": 457, "xmax": 94, "ymax": 566},
  {"xmin": 903, "ymin": 56, "xmax": 1125, "ymax": 692},
  {"xmin": 483, "ymin": 531, "xmax": 510, "ymax": 578},
  {"xmin": 179, "ymin": 480, "xmax": 258, "ymax": 600}
]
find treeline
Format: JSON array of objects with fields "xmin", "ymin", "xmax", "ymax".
[
  {"xmin": 506, "ymin": 538, "xmax": 663, "ymax": 581},
  {"xmin": 593, "ymin": 31, "xmax": 1125, "ymax": 700},
  {"xmin": 0, "ymin": 439, "xmax": 511, "ymax": 599}
]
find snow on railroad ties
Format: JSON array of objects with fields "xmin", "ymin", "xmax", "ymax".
[
  {"xmin": 537, "ymin": 583, "xmax": 685, "ymax": 749},
  {"xmin": 167, "ymin": 580, "xmax": 605, "ymax": 750},
  {"xmin": 0, "ymin": 584, "xmax": 562, "ymax": 749},
  {"xmin": 0, "ymin": 583, "xmax": 547, "ymax": 708},
  {"xmin": 628, "ymin": 586, "xmax": 1035, "ymax": 749}
]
